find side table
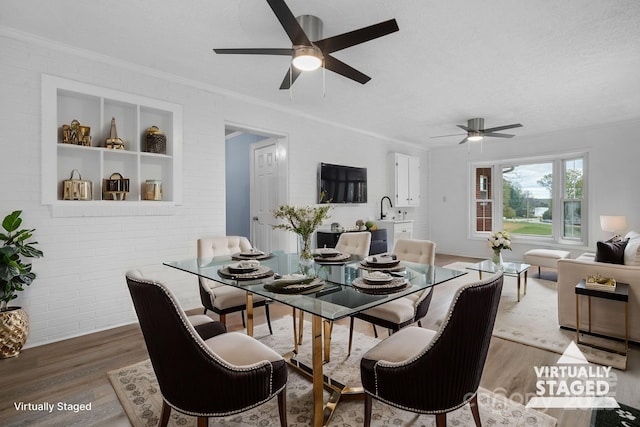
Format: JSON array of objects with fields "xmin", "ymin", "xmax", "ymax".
[{"xmin": 575, "ymin": 280, "xmax": 629, "ymax": 355}]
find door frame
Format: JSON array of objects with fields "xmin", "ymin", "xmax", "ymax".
[{"xmin": 224, "ymin": 122, "xmax": 290, "ymax": 251}]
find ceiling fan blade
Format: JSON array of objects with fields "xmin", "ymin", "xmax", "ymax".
[
  {"xmin": 279, "ymin": 67, "xmax": 303, "ymax": 90},
  {"xmin": 483, "ymin": 132, "xmax": 516, "ymax": 138},
  {"xmin": 456, "ymin": 124, "xmax": 470, "ymax": 131},
  {"xmin": 482, "ymin": 123, "xmax": 523, "ymax": 133},
  {"xmin": 213, "ymin": 48, "xmax": 293, "ymax": 56},
  {"xmin": 323, "ymin": 55, "xmax": 370, "ymax": 84},
  {"xmin": 266, "ymin": 0, "xmax": 311, "ymax": 46},
  {"xmin": 459, "ymin": 137, "xmax": 469, "ymax": 144},
  {"xmin": 429, "ymin": 133, "xmax": 467, "ymax": 139},
  {"xmin": 314, "ymin": 19, "xmax": 399, "ymax": 53}
]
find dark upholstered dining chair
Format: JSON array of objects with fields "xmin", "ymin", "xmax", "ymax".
[
  {"xmin": 347, "ymin": 239, "xmax": 436, "ymax": 354},
  {"xmin": 197, "ymin": 236, "xmax": 272, "ymax": 334},
  {"xmin": 360, "ymin": 272, "xmax": 503, "ymax": 427},
  {"xmin": 125, "ymin": 270, "xmax": 288, "ymax": 427}
]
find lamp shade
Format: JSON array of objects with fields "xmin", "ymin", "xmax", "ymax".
[{"xmin": 600, "ymin": 215, "xmax": 627, "ymax": 233}]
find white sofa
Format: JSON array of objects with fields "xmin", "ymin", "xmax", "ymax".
[{"xmin": 557, "ymin": 233, "xmax": 640, "ymax": 342}]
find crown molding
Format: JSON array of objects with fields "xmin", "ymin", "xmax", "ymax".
[{"xmin": 0, "ymin": 25, "xmax": 424, "ymax": 151}]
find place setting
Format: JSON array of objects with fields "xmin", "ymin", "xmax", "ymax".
[
  {"xmin": 263, "ymin": 273, "xmax": 326, "ymax": 294},
  {"xmin": 313, "ymin": 247, "xmax": 353, "ymax": 265},
  {"xmin": 359, "ymin": 254, "xmax": 405, "ymax": 272},
  {"xmin": 352, "ymin": 271, "xmax": 409, "ymax": 294},
  {"xmin": 217, "ymin": 259, "xmax": 274, "ymax": 280},
  {"xmin": 231, "ymin": 247, "xmax": 274, "ymax": 261}
]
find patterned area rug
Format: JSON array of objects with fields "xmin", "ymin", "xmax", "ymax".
[
  {"xmin": 443, "ymin": 263, "xmax": 628, "ymax": 370},
  {"xmin": 108, "ymin": 317, "xmax": 556, "ymax": 426}
]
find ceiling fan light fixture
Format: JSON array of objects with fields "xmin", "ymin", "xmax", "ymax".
[
  {"xmin": 468, "ymin": 132, "xmax": 483, "ymax": 142},
  {"xmin": 292, "ymin": 45, "xmax": 323, "ymax": 71}
]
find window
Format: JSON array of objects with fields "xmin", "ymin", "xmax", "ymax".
[
  {"xmin": 474, "ymin": 168, "xmax": 493, "ymax": 232},
  {"xmin": 472, "ymin": 154, "xmax": 586, "ymax": 244},
  {"xmin": 562, "ymin": 158, "xmax": 583, "ymax": 240},
  {"xmin": 503, "ymin": 162, "xmax": 553, "ymax": 237}
]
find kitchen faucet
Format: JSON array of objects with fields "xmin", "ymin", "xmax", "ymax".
[{"xmin": 380, "ymin": 196, "xmax": 393, "ymax": 220}]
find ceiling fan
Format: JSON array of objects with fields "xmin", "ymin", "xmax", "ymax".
[
  {"xmin": 431, "ymin": 118, "xmax": 523, "ymax": 144},
  {"xmin": 213, "ymin": 0, "xmax": 399, "ymax": 89}
]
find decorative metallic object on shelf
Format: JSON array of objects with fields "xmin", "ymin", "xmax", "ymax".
[
  {"xmin": 62, "ymin": 169, "xmax": 93, "ymax": 200},
  {"xmin": 105, "ymin": 117, "xmax": 125, "ymax": 150},
  {"xmin": 145, "ymin": 125, "xmax": 167, "ymax": 154},
  {"xmin": 103, "ymin": 172, "xmax": 130, "ymax": 200},
  {"xmin": 62, "ymin": 119, "xmax": 91, "ymax": 146},
  {"xmin": 145, "ymin": 179, "xmax": 163, "ymax": 201}
]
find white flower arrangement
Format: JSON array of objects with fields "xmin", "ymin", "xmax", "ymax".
[{"xmin": 488, "ymin": 230, "xmax": 512, "ymax": 252}]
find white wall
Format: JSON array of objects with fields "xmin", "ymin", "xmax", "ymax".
[
  {"xmin": 6, "ymin": 25, "xmax": 636, "ymax": 348},
  {"xmin": 0, "ymin": 30, "xmax": 428, "ymax": 347},
  {"xmin": 429, "ymin": 119, "xmax": 640, "ymax": 261}
]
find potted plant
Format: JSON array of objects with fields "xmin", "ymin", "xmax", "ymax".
[
  {"xmin": 0, "ymin": 210, "xmax": 43, "ymax": 358},
  {"xmin": 272, "ymin": 203, "xmax": 331, "ymax": 268}
]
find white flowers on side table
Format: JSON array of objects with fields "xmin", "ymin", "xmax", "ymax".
[{"xmin": 488, "ymin": 230, "xmax": 512, "ymax": 267}]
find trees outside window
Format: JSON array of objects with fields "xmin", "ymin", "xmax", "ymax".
[{"xmin": 472, "ymin": 155, "xmax": 586, "ymax": 244}]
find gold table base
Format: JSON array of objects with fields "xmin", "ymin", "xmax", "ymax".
[{"xmin": 247, "ymin": 295, "xmax": 363, "ymax": 426}]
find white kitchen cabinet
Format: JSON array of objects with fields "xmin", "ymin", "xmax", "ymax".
[
  {"xmin": 388, "ymin": 153, "xmax": 420, "ymax": 207},
  {"xmin": 377, "ymin": 220, "xmax": 414, "ymax": 253},
  {"xmin": 41, "ymin": 75, "xmax": 182, "ymax": 216}
]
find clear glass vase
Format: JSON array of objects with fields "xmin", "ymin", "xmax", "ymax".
[
  {"xmin": 491, "ymin": 249, "xmax": 504, "ymax": 268},
  {"xmin": 298, "ymin": 234, "xmax": 314, "ymax": 272}
]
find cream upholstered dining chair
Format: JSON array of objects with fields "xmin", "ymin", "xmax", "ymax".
[
  {"xmin": 335, "ymin": 231, "xmax": 372, "ymax": 258},
  {"xmin": 347, "ymin": 239, "xmax": 436, "ymax": 354},
  {"xmin": 360, "ymin": 272, "xmax": 503, "ymax": 427},
  {"xmin": 126, "ymin": 271, "xmax": 287, "ymax": 427},
  {"xmin": 294, "ymin": 231, "xmax": 372, "ymax": 351},
  {"xmin": 197, "ymin": 236, "xmax": 272, "ymax": 334}
]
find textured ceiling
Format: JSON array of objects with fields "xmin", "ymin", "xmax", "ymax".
[{"xmin": 3, "ymin": 0, "xmax": 640, "ymax": 148}]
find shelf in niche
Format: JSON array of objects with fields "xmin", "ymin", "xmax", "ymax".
[{"xmin": 42, "ymin": 74, "xmax": 183, "ymax": 215}]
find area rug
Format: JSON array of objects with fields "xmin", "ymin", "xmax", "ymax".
[
  {"xmin": 443, "ymin": 262, "xmax": 627, "ymax": 370},
  {"xmin": 590, "ymin": 402, "xmax": 640, "ymax": 426},
  {"xmin": 108, "ymin": 317, "xmax": 557, "ymax": 426}
]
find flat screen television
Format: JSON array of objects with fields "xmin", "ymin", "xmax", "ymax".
[{"xmin": 318, "ymin": 162, "xmax": 367, "ymax": 204}]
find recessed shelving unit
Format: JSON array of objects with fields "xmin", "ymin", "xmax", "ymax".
[{"xmin": 41, "ymin": 74, "xmax": 183, "ymax": 216}]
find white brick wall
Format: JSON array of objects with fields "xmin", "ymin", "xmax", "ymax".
[{"xmin": 1, "ymin": 29, "xmax": 428, "ymax": 348}]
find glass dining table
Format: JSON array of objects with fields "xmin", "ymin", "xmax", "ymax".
[{"xmin": 164, "ymin": 252, "xmax": 466, "ymax": 427}]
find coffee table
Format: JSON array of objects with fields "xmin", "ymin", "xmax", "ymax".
[{"xmin": 466, "ymin": 260, "xmax": 530, "ymax": 302}]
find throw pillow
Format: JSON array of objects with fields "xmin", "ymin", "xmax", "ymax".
[
  {"xmin": 625, "ymin": 231, "xmax": 640, "ymax": 241},
  {"xmin": 624, "ymin": 232, "xmax": 640, "ymax": 266},
  {"xmin": 595, "ymin": 238, "xmax": 629, "ymax": 264}
]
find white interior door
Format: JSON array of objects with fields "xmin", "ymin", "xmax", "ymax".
[{"xmin": 251, "ymin": 139, "xmax": 279, "ymax": 252}]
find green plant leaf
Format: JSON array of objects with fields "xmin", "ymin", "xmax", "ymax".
[
  {"xmin": 2, "ymin": 210, "xmax": 22, "ymax": 233},
  {"xmin": 20, "ymin": 245, "xmax": 43, "ymax": 258},
  {"xmin": 0, "ymin": 210, "xmax": 43, "ymax": 306},
  {"xmin": 0, "ymin": 260, "xmax": 21, "ymax": 282},
  {"xmin": 13, "ymin": 229, "xmax": 34, "ymax": 243}
]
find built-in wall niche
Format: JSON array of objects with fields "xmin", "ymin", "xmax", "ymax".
[{"xmin": 41, "ymin": 75, "xmax": 183, "ymax": 216}]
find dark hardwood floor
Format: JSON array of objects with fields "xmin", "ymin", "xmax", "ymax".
[{"xmin": 0, "ymin": 253, "xmax": 634, "ymax": 426}]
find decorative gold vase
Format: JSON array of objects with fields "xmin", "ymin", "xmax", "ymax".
[{"xmin": 0, "ymin": 308, "xmax": 29, "ymax": 358}]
